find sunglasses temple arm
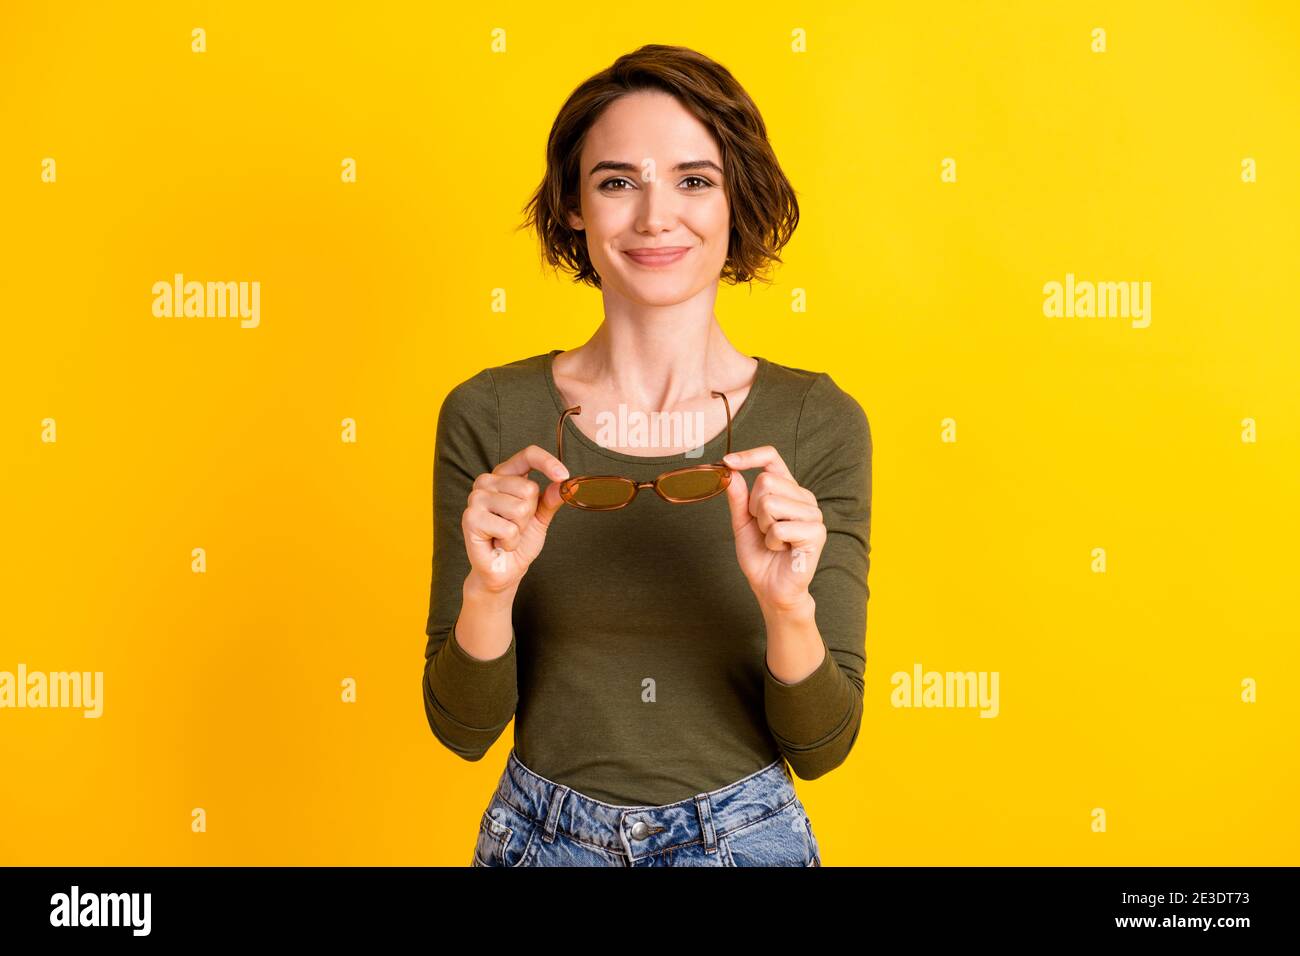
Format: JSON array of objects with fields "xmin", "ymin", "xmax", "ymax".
[
  {"xmin": 712, "ymin": 390, "xmax": 732, "ymax": 459},
  {"xmin": 557, "ymin": 405, "xmax": 581, "ymax": 471}
]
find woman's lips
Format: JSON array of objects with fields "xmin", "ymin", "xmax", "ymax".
[{"xmin": 622, "ymin": 246, "xmax": 691, "ymax": 267}]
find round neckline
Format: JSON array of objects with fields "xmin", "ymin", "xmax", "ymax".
[{"xmin": 541, "ymin": 348, "xmax": 768, "ymax": 464}]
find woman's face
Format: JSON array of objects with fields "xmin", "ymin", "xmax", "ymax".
[{"xmin": 566, "ymin": 90, "xmax": 729, "ymax": 306}]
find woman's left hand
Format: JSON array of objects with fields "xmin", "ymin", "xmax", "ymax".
[{"xmin": 721, "ymin": 446, "xmax": 825, "ymax": 614}]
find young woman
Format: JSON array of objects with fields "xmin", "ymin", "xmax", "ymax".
[{"xmin": 422, "ymin": 44, "xmax": 872, "ymax": 866}]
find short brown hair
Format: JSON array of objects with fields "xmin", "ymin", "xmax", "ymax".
[{"xmin": 519, "ymin": 44, "xmax": 800, "ymax": 289}]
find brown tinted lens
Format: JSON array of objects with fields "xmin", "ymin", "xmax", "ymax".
[
  {"xmin": 566, "ymin": 478, "xmax": 635, "ymax": 509},
  {"xmin": 657, "ymin": 467, "xmax": 725, "ymax": 501}
]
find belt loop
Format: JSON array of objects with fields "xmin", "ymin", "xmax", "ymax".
[
  {"xmin": 694, "ymin": 793, "xmax": 717, "ymax": 854},
  {"xmin": 542, "ymin": 784, "xmax": 569, "ymax": 843}
]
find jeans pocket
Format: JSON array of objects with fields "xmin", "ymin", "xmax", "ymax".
[
  {"xmin": 473, "ymin": 794, "xmax": 541, "ymax": 867},
  {"xmin": 722, "ymin": 798, "xmax": 818, "ymax": 867}
]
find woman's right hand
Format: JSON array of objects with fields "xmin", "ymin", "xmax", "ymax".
[{"xmin": 461, "ymin": 444, "xmax": 570, "ymax": 594}]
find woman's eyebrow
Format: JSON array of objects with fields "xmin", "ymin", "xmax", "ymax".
[{"xmin": 587, "ymin": 159, "xmax": 723, "ymax": 177}]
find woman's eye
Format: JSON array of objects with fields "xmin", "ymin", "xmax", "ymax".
[{"xmin": 598, "ymin": 176, "xmax": 715, "ymax": 192}]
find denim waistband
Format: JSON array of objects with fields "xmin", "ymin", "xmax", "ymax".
[{"xmin": 497, "ymin": 748, "xmax": 797, "ymax": 862}]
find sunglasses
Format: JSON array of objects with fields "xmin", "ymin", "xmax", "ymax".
[{"xmin": 555, "ymin": 391, "xmax": 734, "ymax": 511}]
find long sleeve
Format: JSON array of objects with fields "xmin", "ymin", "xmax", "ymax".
[
  {"xmin": 762, "ymin": 372, "xmax": 872, "ymax": 779},
  {"xmin": 422, "ymin": 368, "xmax": 519, "ymax": 760}
]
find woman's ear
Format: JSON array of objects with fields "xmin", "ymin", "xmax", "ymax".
[{"xmin": 566, "ymin": 210, "xmax": 584, "ymax": 231}]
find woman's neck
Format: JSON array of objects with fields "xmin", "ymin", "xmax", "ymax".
[{"xmin": 558, "ymin": 320, "xmax": 753, "ymax": 411}]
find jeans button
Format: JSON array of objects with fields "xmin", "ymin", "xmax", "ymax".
[{"xmin": 630, "ymin": 821, "xmax": 650, "ymax": 840}]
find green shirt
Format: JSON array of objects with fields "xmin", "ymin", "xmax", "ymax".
[{"xmin": 423, "ymin": 349, "xmax": 872, "ymax": 805}]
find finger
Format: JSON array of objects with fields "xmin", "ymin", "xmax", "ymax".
[
  {"xmin": 475, "ymin": 472, "xmax": 543, "ymax": 502},
  {"xmin": 464, "ymin": 509, "xmax": 521, "ymax": 557},
  {"xmin": 470, "ymin": 482, "xmax": 539, "ymax": 535},
  {"xmin": 749, "ymin": 472, "xmax": 811, "ymax": 521},
  {"xmin": 721, "ymin": 446, "xmax": 793, "ymax": 482},
  {"xmin": 494, "ymin": 444, "xmax": 570, "ymax": 482},
  {"xmin": 752, "ymin": 493, "xmax": 824, "ymax": 535},
  {"xmin": 763, "ymin": 519, "xmax": 825, "ymax": 552},
  {"xmin": 751, "ymin": 471, "xmax": 817, "ymax": 507}
]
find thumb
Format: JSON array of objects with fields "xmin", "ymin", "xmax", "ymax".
[
  {"xmin": 515, "ymin": 479, "xmax": 566, "ymax": 561},
  {"xmin": 532, "ymin": 478, "xmax": 567, "ymax": 530},
  {"xmin": 724, "ymin": 467, "xmax": 753, "ymax": 537}
]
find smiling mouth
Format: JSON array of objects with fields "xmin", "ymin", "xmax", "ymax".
[{"xmin": 622, "ymin": 247, "xmax": 691, "ymax": 267}]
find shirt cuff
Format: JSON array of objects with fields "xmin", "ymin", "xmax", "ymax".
[
  {"xmin": 446, "ymin": 617, "xmax": 517, "ymax": 668},
  {"xmin": 425, "ymin": 617, "xmax": 518, "ymax": 728},
  {"xmin": 763, "ymin": 646, "xmax": 849, "ymax": 746}
]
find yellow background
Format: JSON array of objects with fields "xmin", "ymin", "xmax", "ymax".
[{"xmin": 1, "ymin": 1, "xmax": 1297, "ymax": 865}]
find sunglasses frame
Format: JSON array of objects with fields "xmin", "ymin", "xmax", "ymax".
[{"xmin": 555, "ymin": 390, "xmax": 734, "ymax": 511}]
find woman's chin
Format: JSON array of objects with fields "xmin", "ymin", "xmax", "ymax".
[{"xmin": 608, "ymin": 275, "xmax": 708, "ymax": 308}]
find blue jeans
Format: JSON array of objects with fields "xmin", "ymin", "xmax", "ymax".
[{"xmin": 471, "ymin": 748, "xmax": 822, "ymax": 867}]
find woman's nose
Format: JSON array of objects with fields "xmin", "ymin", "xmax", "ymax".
[{"xmin": 636, "ymin": 180, "xmax": 676, "ymax": 232}]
